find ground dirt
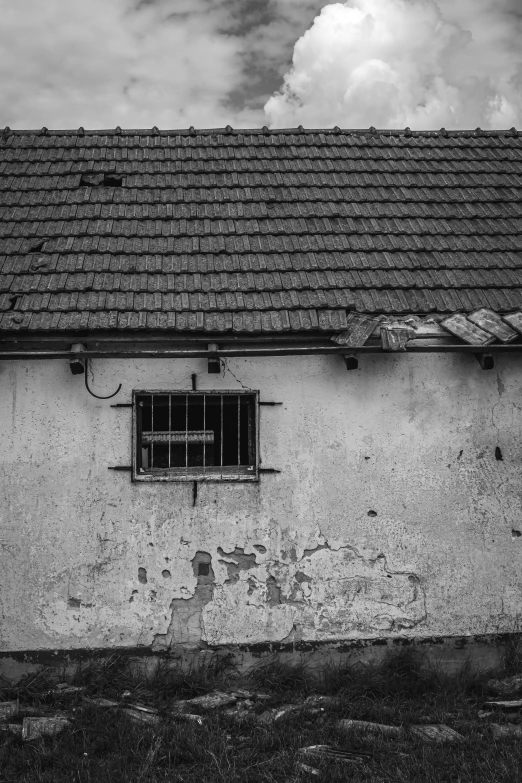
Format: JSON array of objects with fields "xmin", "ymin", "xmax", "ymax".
[{"xmin": 1, "ymin": 650, "xmax": 521, "ymax": 782}]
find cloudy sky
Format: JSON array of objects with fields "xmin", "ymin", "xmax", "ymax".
[{"xmin": 1, "ymin": 0, "xmax": 521, "ymax": 130}]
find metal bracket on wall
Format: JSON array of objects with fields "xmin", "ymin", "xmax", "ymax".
[
  {"xmin": 259, "ymin": 468, "xmax": 281, "ymax": 473},
  {"xmin": 344, "ymin": 354, "xmax": 359, "ymax": 371},
  {"xmin": 259, "ymin": 402, "xmax": 283, "ymax": 406},
  {"xmin": 475, "ymin": 353, "xmax": 495, "ymax": 370},
  {"xmin": 110, "ymin": 403, "xmax": 133, "ymax": 407},
  {"xmin": 108, "ymin": 466, "xmax": 132, "ymax": 471}
]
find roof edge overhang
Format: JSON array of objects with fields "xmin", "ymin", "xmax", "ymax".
[
  {"xmin": 2, "ymin": 318, "xmax": 522, "ymax": 359},
  {"xmin": 2, "ymin": 344, "xmax": 522, "ymax": 360}
]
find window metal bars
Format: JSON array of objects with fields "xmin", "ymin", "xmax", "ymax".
[
  {"xmin": 139, "ymin": 392, "xmax": 255, "ymax": 476},
  {"xmin": 151, "ymin": 393, "xmax": 154, "ymax": 472},
  {"xmin": 220, "ymin": 395, "xmax": 223, "ymax": 470},
  {"xmin": 185, "ymin": 392, "xmax": 188, "ymax": 470},
  {"xmin": 203, "ymin": 394, "xmax": 206, "ymax": 472}
]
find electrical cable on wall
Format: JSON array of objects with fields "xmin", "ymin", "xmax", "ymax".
[{"xmin": 84, "ymin": 358, "xmax": 122, "ymax": 400}]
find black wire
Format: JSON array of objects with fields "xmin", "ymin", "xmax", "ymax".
[{"xmin": 84, "ymin": 358, "xmax": 122, "ymax": 400}]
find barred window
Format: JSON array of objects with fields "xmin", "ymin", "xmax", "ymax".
[{"xmin": 133, "ymin": 391, "xmax": 258, "ymax": 481}]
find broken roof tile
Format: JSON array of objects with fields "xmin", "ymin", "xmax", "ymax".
[
  {"xmin": 441, "ymin": 313, "xmax": 496, "ymax": 345},
  {"xmin": 467, "ymin": 307, "xmax": 518, "ymax": 342}
]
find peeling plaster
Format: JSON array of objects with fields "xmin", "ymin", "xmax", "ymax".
[
  {"xmin": 218, "ymin": 546, "xmax": 258, "ymax": 584},
  {"xmin": 153, "ymin": 551, "xmax": 214, "ymax": 650},
  {"xmin": 199, "ymin": 541, "xmax": 426, "ymax": 646}
]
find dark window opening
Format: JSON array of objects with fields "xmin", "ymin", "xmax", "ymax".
[
  {"xmin": 134, "ymin": 391, "xmax": 258, "ymax": 482},
  {"xmin": 103, "ymin": 174, "xmax": 124, "ymax": 187}
]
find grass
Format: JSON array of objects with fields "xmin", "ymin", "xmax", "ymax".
[{"xmin": 0, "ymin": 650, "xmax": 521, "ymax": 782}]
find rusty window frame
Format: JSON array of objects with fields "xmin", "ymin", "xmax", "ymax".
[{"xmin": 132, "ymin": 389, "xmax": 259, "ymax": 482}]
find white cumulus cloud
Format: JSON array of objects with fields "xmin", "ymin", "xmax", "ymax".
[
  {"xmin": 264, "ymin": 0, "xmax": 522, "ymax": 129},
  {"xmin": 0, "ymin": 0, "xmax": 248, "ymax": 129}
]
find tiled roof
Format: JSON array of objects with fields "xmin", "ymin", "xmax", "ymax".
[{"xmin": 1, "ymin": 127, "xmax": 521, "ymax": 334}]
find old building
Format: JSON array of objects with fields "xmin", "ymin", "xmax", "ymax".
[{"xmin": 1, "ymin": 126, "xmax": 522, "ymax": 673}]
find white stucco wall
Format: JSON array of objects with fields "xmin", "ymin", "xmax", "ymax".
[{"xmin": 1, "ymin": 351, "xmax": 522, "ymax": 652}]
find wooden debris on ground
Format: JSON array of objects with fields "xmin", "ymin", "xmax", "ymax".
[
  {"xmin": 337, "ymin": 718, "xmax": 403, "ymax": 736},
  {"xmin": 38, "ymin": 684, "xmax": 86, "ymax": 697},
  {"xmin": 223, "ymin": 700, "xmax": 256, "ymax": 721},
  {"xmin": 22, "ymin": 716, "xmax": 70, "ymax": 740},
  {"xmin": 81, "ymin": 693, "xmax": 167, "ymax": 727},
  {"xmin": 171, "ymin": 713, "xmax": 204, "ymax": 725},
  {"xmin": 124, "ymin": 703, "xmax": 159, "ymax": 715},
  {"xmin": 300, "ymin": 744, "xmax": 372, "ymax": 764},
  {"xmin": 82, "ymin": 696, "xmax": 120, "ymax": 708},
  {"xmin": 184, "ymin": 691, "xmax": 237, "ymax": 711},
  {"xmin": 229, "ymin": 689, "xmax": 256, "ymax": 699},
  {"xmin": 258, "ymin": 704, "xmax": 300, "ymax": 724},
  {"xmin": 53, "ymin": 685, "xmax": 86, "ymax": 695},
  {"xmin": 298, "ymin": 761, "xmax": 321, "ymax": 776},
  {"xmin": 0, "ymin": 700, "xmax": 19, "ymax": 719},
  {"xmin": 483, "ymin": 699, "xmax": 522, "ymax": 710},
  {"xmin": 169, "ymin": 688, "xmax": 271, "ymax": 722},
  {"xmin": 121, "ymin": 708, "xmax": 161, "ymax": 726},
  {"xmin": 491, "ymin": 723, "xmax": 522, "ymax": 739},
  {"xmin": 170, "ymin": 690, "xmax": 237, "ymax": 714},
  {"xmin": 410, "ymin": 724, "xmax": 464, "ymax": 743},
  {"xmin": 487, "ymin": 673, "xmax": 522, "ymax": 697}
]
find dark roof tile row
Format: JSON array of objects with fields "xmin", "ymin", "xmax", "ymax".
[
  {"xmin": 3, "ymin": 250, "xmax": 522, "ymax": 276},
  {"xmin": 2, "ymin": 186, "xmax": 520, "ymax": 208},
  {"xmin": 2, "ymin": 233, "xmax": 521, "ymax": 255},
  {"xmin": 2, "ymin": 288, "xmax": 355, "ymax": 313},
  {"xmin": 3, "ymin": 144, "xmax": 522, "ymax": 163},
  {"xmin": 1, "ymin": 171, "xmax": 520, "ymax": 191},
  {"xmin": 3, "ymin": 158, "xmax": 522, "ymax": 176},
  {"xmin": 1, "ymin": 216, "xmax": 521, "ymax": 240},
  {"xmin": 3, "ymin": 268, "xmax": 522, "ymax": 297},
  {"xmin": 2, "ymin": 199, "xmax": 520, "ymax": 221},
  {"xmin": 0, "ymin": 307, "xmax": 347, "ymax": 332}
]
